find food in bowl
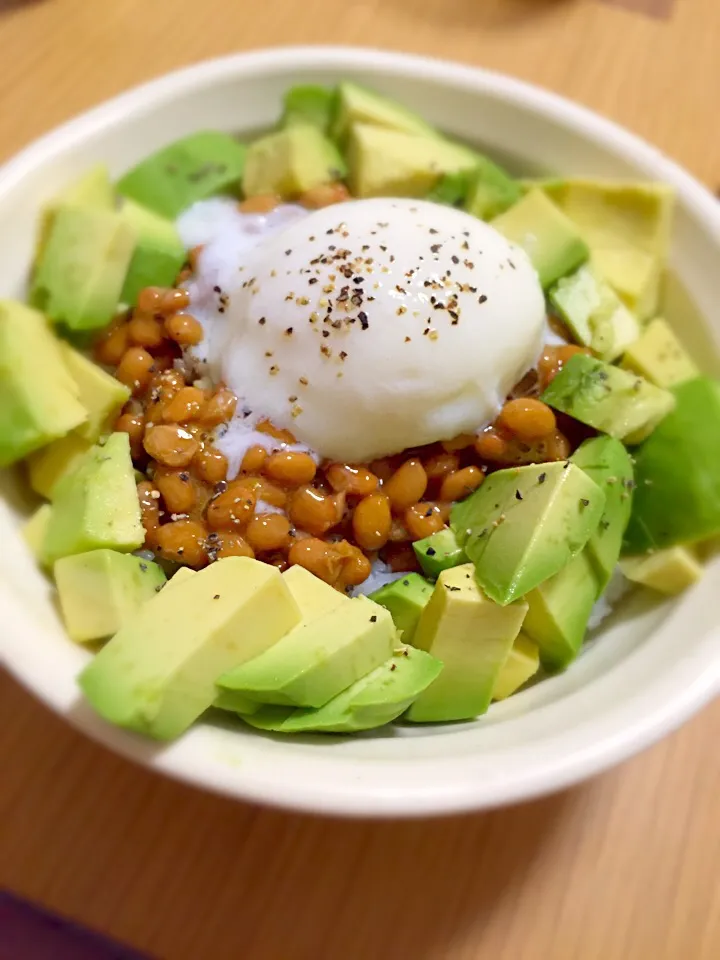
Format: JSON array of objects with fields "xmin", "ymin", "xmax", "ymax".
[{"xmin": 4, "ymin": 80, "xmax": 719, "ymax": 742}]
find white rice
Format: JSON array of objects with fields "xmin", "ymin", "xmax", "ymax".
[
  {"xmin": 351, "ymin": 557, "xmax": 403, "ymax": 597},
  {"xmin": 588, "ymin": 566, "xmax": 631, "ymax": 630}
]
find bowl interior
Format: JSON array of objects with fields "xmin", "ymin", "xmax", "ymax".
[{"xmin": 1, "ymin": 48, "xmax": 718, "ymax": 815}]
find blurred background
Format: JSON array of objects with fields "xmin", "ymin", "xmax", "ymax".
[{"xmin": 1, "ymin": 1, "xmax": 719, "ymax": 958}]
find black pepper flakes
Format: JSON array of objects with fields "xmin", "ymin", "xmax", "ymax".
[
  {"xmin": 426, "ymin": 547, "xmax": 437, "ymax": 556},
  {"xmin": 370, "ymin": 615, "xmax": 377, "ymax": 623},
  {"xmin": 538, "ymin": 472, "xmax": 547, "ymax": 484},
  {"xmin": 515, "ymin": 490, "xmax": 523, "ymax": 500},
  {"xmin": 478, "ymin": 294, "xmax": 488, "ymax": 304}
]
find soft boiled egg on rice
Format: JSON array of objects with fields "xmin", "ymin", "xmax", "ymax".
[{"xmin": 178, "ymin": 197, "xmax": 545, "ymax": 469}]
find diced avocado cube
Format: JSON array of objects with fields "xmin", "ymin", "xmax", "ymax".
[
  {"xmin": 281, "ymin": 85, "xmax": 336, "ymax": 134},
  {"xmin": 523, "ymin": 551, "xmax": 601, "ymax": 671},
  {"xmin": 570, "ymin": 436, "xmax": 635, "ymax": 590},
  {"xmin": 164, "ymin": 566, "xmax": 197, "ymax": 590},
  {"xmin": 117, "ymin": 132, "xmax": 247, "ymax": 218},
  {"xmin": 217, "ymin": 596, "xmax": 396, "ymax": 709},
  {"xmin": 119, "ymin": 200, "xmax": 186, "ymax": 305},
  {"xmin": 22, "ymin": 504, "xmax": 53, "ymax": 566},
  {"xmin": 623, "ymin": 377, "xmax": 720, "ymax": 553},
  {"xmin": 451, "ymin": 462, "xmax": 605, "ymax": 606},
  {"xmin": 413, "ymin": 527, "xmax": 467, "ymax": 579},
  {"xmin": 621, "ymin": 317, "xmax": 699, "ymax": 388},
  {"xmin": 32, "ymin": 206, "xmax": 135, "ymax": 331},
  {"xmin": 27, "ymin": 432, "xmax": 93, "ymax": 500},
  {"xmin": 79, "ymin": 557, "xmax": 302, "ymax": 740},
  {"xmin": 36, "ymin": 165, "xmax": 115, "ymax": 263},
  {"xmin": 332, "ymin": 82, "xmax": 439, "ymax": 143},
  {"xmin": 27, "ymin": 345, "xmax": 128, "ymax": 497},
  {"xmin": 491, "ymin": 634, "xmax": 540, "ymax": 701},
  {"xmin": 246, "ymin": 646, "xmax": 443, "ymax": 734},
  {"xmin": 0, "ymin": 301, "xmax": 88, "ymax": 466},
  {"xmin": 369, "ymin": 573, "xmax": 433, "ymax": 644},
  {"xmin": 542, "ymin": 180, "xmax": 674, "ymax": 259},
  {"xmin": 60, "ymin": 343, "xmax": 130, "ymax": 441},
  {"xmin": 550, "ymin": 265, "xmax": 641, "ymax": 362},
  {"xmin": 592, "ymin": 247, "xmax": 661, "ymax": 322},
  {"xmin": 347, "ymin": 124, "xmax": 478, "ymax": 199},
  {"xmin": 242, "ymin": 126, "xmax": 346, "ymax": 199},
  {"xmin": 214, "ymin": 689, "xmax": 260, "ymax": 716},
  {"xmin": 620, "ymin": 546, "xmax": 704, "ymax": 595},
  {"xmin": 492, "ymin": 189, "xmax": 589, "ymax": 288},
  {"xmin": 426, "ymin": 159, "xmax": 520, "ymax": 218},
  {"xmin": 541, "ymin": 353, "xmax": 675, "ymax": 444},
  {"xmin": 58, "ymin": 164, "xmax": 115, "ymax": 209},
  {"xmin": 42, "ymin": 433, "xmax": 144, "ymax": 564},
  {"xmin": 425, "ymin": 170, "xmax": 473, "ymax": 207},
  {"xmin": 242, "ymin": 705, "xmax": 296, "ymax": 732},
  {"xmin": 464, "ymin": 158, "xmax": 522, "ymax": 221},
  {"xmin": 541, "ymin": 179, "xmax": 674, "ymax": 319},
  {"xmin": 216, "ymin": 567, "xmax": 346, "ymax": 717},
  {"xmin": 281, "ymin": 563, "xmax": 349, "ymax": 620},
  {"xmin": 54, "ymin": 549, "xmax": 166, "ymax": 643},
  {"xmin": 405, "ymin": 564, "xmax": 528, "ymax": 722}
]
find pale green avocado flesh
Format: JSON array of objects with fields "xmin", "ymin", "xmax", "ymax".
[
  {"xmin": 405, "ymin": 564, "xmax": 528, "ymax": 722},
  {"xmin": 54, "ymin": 549, "xmax": 166, "ymax": 643},
  {"xmin": 42, "ymin": 432, "xmax": 144, "ymax": 564},
  {"xmin": 369, "ymin": 573, "xmax": 433, "ymax": 645},
  {"xmin": 0, "ymin": 300, "xmax": 87, "ymax": 466},
  {"xmin": 451, "ymin": 462, "xmax": 606, "ymax": 606},
  {"xmin": 541, "ymin": 353, "xmax": 675, "ymax": 445},
  {"xmin": 413, "ymin": 527, "xmax": 467, "ymax": 579},
  {"xmin": 242, "ymin": 647, "xmax": 443, "ymax": 734},
  {"xmin": 216, "ymin": 597, "xmax": 396, "ymax": 709},
  {"xmin": 79, "ymin": 558, "xmax": 302, "ymax": 740},
  {"xmin": 623, "ymin": 377, "xmax": 720, "ymax": 553},
  {"xmin": 117, "ymin": 131, "xmax": 247, "ymax": 218},
  {"xmin": 570, "ymin": 436, "xmax": 634, "ymax": 590}
]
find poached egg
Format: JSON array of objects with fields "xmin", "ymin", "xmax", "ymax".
[{"xmin": 179, "ymin": 197, "xmax": 545, "ymax": 465}]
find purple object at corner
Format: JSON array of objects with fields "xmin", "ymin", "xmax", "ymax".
[{"xmin": 0, "ymin": 893, "xmax": 149, "ymax": 960}]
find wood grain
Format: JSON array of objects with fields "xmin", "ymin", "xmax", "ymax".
[
  {"xmin": 1, "ymin": 1, "xmax": 720, "ymax": 958},
  {"xmin": 598, "ymin": 0, "xmax": 676, "ymax": 21}
]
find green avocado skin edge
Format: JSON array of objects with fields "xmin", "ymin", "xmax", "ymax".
[{"xmin": 623, "ymin": 377, "xmax": 720, "ymax": 554}]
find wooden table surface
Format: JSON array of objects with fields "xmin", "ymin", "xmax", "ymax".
[{"xmin": 2, "ymin": 1, "xmax": 720, "ymax": 957}]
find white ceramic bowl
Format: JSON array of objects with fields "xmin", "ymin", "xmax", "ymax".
[{"xmin": 1, "ymin": 47, "xmax": 719, "ymax": 818}]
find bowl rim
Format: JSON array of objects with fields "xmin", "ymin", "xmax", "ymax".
[{"xmin": 1, "ymin": 45, "xmax": 719, "ymax": 817}]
